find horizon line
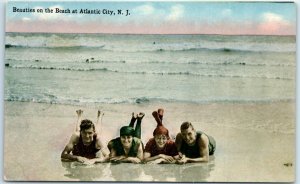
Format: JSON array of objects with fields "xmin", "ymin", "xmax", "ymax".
[{"xmin": 5, "ymin": 31, "xmax": 296, "ymax": 37}]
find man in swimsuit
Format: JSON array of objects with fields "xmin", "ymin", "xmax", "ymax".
[
  {"xmin": 107, "ymin": 112, "xmax": 144, "ymax": 164},
  {"xmin": 61, "ymin": 110, "xmax": 108, "ymax": 165},
  {"xmin": 144, "ymin": 109, "xmax": 179, "ymax": 164},
  {"xmin": 175, "ymin": 122, "xmax": 216, "ymax": 164}
]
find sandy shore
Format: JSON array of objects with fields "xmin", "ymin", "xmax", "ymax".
[{"xmin": 4, "ymin": 101, "xmax": 295, "ymax": 182}]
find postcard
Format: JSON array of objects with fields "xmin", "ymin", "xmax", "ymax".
[{"xmin": 4, "ymin": 1, "xmax": 296, "ymax": 182}]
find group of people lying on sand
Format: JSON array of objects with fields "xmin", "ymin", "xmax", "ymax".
[{"xmin": 61, "ymin": 109, "xmax": 216, "ymax": 165}]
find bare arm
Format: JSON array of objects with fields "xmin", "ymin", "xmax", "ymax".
[
  {"xmin": 144, "ymin": 152, "xmax": 176, "ymax": 163},
  {"xmin": 89, "ymin": 138, "xmax": 109, "ymax": 163},
  {"xmin": 175, "ymin": 133, "xmax": 184, "ymax": 157},
  {"xmin": 110, "ymin": 143, "xmax": 143, "ymax": 164},
  {"xmin": 136, "ymin": 143, "xmax": 144, "ymax": 161},
  {"xmin": 61, "ymin": 133, "xmax": 88, "ymax": 162},
  {"xmin": 189, "ymin": 134, "xmax": 209, "ymax": 162},
  {"xmin": 109, "ymin": 151, "xmax": 127, "ymax": 162},
  {"xmin": 124, "ymin": 143, "xmax": 143, "ymax": 163},
  {"xmin": 143, "ymin": 152, "xmax": 161, "ymax": 162},
  {"xmin": 108, "ymin": 142, "xmax": 126, "ymax": 162}
]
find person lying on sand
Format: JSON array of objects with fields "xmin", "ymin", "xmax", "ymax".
[
  {"xmin": 61, "ymin": 110, "xmax": 108, "ymax": 165},
  {"xmin": 175, "ymin": 122, "xmax": 216, "ymax": 164},
  {"xmin": 144, "ymin": 109, "xmax": 180, "ymax": 164},
  {"xmin": 107, "ymin": 112, "xmax": 145, "ymax": 164}
]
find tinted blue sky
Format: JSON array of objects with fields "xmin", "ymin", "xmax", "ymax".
[{"xmin": 6, "ymin": 1, "xmax": 296, "ymax": 34}]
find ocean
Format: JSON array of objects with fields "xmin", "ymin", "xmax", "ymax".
[{"xmin": 4, "ymin": 33, "xmax": 296, "ymax": 106}]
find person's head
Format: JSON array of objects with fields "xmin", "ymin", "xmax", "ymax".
[
  {"xmin": 80, "ymin": 119, "xmax": 95, "ymax": 145},
  {"xmin": 153, "ymin": 125, "xmax": 169, "ymax": 149},
  {"xmin": 120, "ymin": 126, "xmax": 135, "ymax": 148},
  {"xmin": 180, "ymin": 122, "xmax": 197, "ymax": 145}
]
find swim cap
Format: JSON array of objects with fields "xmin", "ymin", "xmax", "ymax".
[
  {"xmin": 120, "ymin": 126, "xmax": 135, "ymax": 136},
  {"xmin": 153, "ymin": 125, "xmax": 169, "ymax": 138}
]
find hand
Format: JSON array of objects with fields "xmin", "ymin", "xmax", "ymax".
[
  {"xmin": 160, "ymin": 154, "xmax": 174, "ymax": 163},
  {"xmin": 147, "ymin": 158, "xmax": 165, "ymax": 164},
  {"xmin": 82, "ymin": 159, "xmax": 96, "ymax": 165},
  {"xmin": 76, "ymin": 156, "xmax": 89, "ymax": 163},
  {"xmin": 177, "ymin": 155, "xmax": 188, "ymax": 164},
  {"xmin": 178, "ymin": 152, "xmax": 184, "ymax": 159},
  {"xmin": 127, "ymin": 157, "xmax": 141, "ymax": 164},
  {"xmin": 110, "ymin": 156, "xmax": 126, "ymax": 162},
  {"xmin": 91, "ymin": 158, "xmax": 106, "ymax": 164}
]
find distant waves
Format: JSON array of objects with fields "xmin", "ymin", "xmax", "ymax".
[
  {"xmin": 5, "ymin": 33, "xmax": 296, "ymax": 107},
  {"xmin": 5, "ymin": 44, "xmax": 105, "ymax": 50},
  {"xmin": 5, "ymin": 58, "xmax": 296, "ymax": 67},
  {"xmin": 5, "ymin": 43, "xmax": 295, "ymax": 54},
  {"xmin": 4, "ymin": 65, "xmax": 294, "ymax": 81},
  {"xmin": 4, "ymin": 94, "xmax": 295, "ymax": 106}
]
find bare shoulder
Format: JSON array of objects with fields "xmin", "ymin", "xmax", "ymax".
[
  {"xmin": 69, "ymin": 132, "xmax": 80, "ymax": 144},
  {"xmin": 107, "ymin": 139, "xmax": 114, "ymax": 150},
  {"xmin": 199, "ymin": 134, "xmax": 209, "ymax": 147},
  {"xmin": 63, "ymin": 132, "xmax": 79, "ymax": 152},
  {"xmin": 71, "ymin": 132, "xmax": 80, "ymax": 138},
  {"xmin": 175, "ymin": 133, "xmax": 183, "ymax": 146},
  {"xmin": 175, "ymin": 132, "xmax": 183, "ymax": 140},
  {"xmin": 95, "ymin": 136, "xmax": 102, "ymax": 142},
  {"xmin": 95, "ymin": 136, "xmax": 104, "ymax": 149}
]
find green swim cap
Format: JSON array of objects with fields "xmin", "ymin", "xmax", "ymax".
[{"xmin": 120, "ymin": 126, "xmax": 135, "ymax": 136}]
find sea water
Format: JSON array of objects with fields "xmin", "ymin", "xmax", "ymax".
[{"xmin": 4, "ymin": 33, "xmax": 296, "ymax": 106}]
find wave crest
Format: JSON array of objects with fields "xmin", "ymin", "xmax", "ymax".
[
  {"xmin": 5, "ymin": 64, "xmax": 293, "ymax": 80},
  {"xmin": 5, "ymin": 94, "xmax": 294, "ymax": 106}
]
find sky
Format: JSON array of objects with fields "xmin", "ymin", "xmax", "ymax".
[{"xmin": 5, "ymin": 1, "xmax": 297, "ymax": 35}]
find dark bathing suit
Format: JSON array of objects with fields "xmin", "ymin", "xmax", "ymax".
[
  {"xmin": 108, "ymin": 137, "xmax": 142, "ymax": 157},
  {"xmin": 72, "ymin": 134, "xmax": 100, "ymax": 159},
  {"xmin": 180, "ymin": 131, "xmax": 216, "ymax": 158}
]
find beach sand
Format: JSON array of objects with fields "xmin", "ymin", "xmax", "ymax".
[{"xmin": 4, "ymin": 101, "xmax": 295, "ymax": 182}]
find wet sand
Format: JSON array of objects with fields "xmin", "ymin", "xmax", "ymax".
[{"xmin": 4, "ymin": 101, "xmax": 295, "ymax": 182}]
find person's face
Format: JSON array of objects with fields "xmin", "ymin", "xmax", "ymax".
[
  {"xmin": 181, "ymin": 126, "xmax": 197, "ymax": 145},
  {"xmin": 154, "ymin": 134, "xmax": 168, "ymax": 149},
  {"xmin": 80, "ymin": 127, "xmax": 95, "ymax": 145},
  {"xmin": 120, "ymin": 135, "xmax": 133, "ymax": 148}
]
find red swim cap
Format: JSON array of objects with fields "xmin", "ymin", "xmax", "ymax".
[{"xmin": 153, "ymin": 125, "xmax": 169, "ymax": 138}]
